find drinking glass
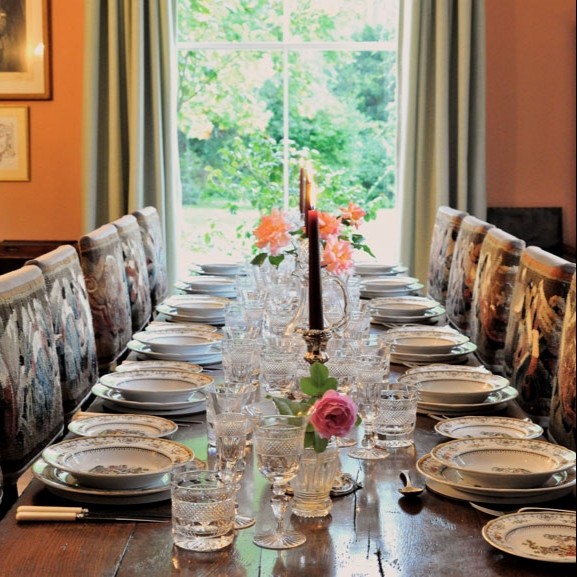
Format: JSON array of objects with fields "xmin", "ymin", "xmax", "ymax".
[
  {"xmin": 259, "ymin": 349, "xmax": 300, "ymax": 397},
  {"xmin": 213, "ymin": 412, "xmax": 255, "ymax": 529},
  {"xmin": 374, "ymin": 383, "xmax": 419, "ymax": 448},
  {"xmin": 252, "ymin": 414, "xmax": 309, "ymax": 549},
  {"xmin": 221, "ymin": 337, "xmax": 261, "ymax": 384},
  {"xmin": 348, "ymin": 354, "xmax": 389, "ymax": 460}
]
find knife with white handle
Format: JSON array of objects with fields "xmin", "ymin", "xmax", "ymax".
[{"xmin": 16, "ymin": 506, "xmax": 170, "ymax": 523}]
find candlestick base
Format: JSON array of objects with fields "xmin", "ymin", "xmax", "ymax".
[{"xmin": 298, "ymin": 329, "xmax": 332, "ymax": 365}]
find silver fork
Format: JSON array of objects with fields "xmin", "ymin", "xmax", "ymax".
[{"xmin": 469, "ymin": 502, "xmax": 575, "ymax": 517}]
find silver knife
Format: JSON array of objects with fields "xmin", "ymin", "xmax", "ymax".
[{"xmin": 16, "ymin": 506, "xmax": 170, "ymax": 523}]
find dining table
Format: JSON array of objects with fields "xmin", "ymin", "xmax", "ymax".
[{"xmin": 0, "ymin": 347, "xmax": 575, "ymax": 577}]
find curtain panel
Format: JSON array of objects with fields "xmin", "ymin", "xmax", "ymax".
[
  {"xmin": 397, "ymin": 0, "xmax": 486, "ymax": 284},
  {"xmin": 82, "ymin": 0, "xmax": 181, "ymax": 286}
]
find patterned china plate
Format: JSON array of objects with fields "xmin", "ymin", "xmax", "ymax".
[
  {"xmin": 371, "ymin": 305, "xmax": 446, "ymax": 325},
  {"xmin": 434, "ymin": 416, "xmax": 544, "ymax": 440},
  {"xmin": 430, "ymin": 437, "xmax": 577, "ymax": 489},
  {"xmin": 416, "ymin": 386, "xmax": 519, "ymax": 416},
  {"xmin": 163, "ymin": 294, "xmax": 229, "ymax": 315},
  {"xmin": 68, "ymin": 414, "xmax": 178, "ymax": 438},
  {"xmin": 391, "ymin": 340, "xmax": 477, "ymax": 364},
  {"xmin": 354, "ymin": 262, "xmax": 398, "ymax": 275},
  {"xmin": 99, "ymin": 370, "xmax": 213, "ymax": 403},
  {"xmin": 369, "ymin": 295, "xmax": 441, "ymax": 316},
  {"xmin": 127, "ymin": 339, "xmax": 223, "ymax": 365},
  {"xmin": 145, "ymin": 321, "xmax": 219, "ymax": 333},
  {"xmin": 482, "ymin": 511, "xmax": 576, "ymax": 563},
  {"xmin": 42, "ymin": 436, "xmax": 194, "ymax": 490},
  {"xmin": 416, "ymin": 453, "xmax": 576, "ymax": 498},
  {"xmin": 404, "ymin": 363, "xmax": 490, "ymax": 376},
  {"xmin": 392, "ymin": 333, "xmax": 470, "ymax": 355},
  {"xmin": 91, "ymin": 382, "xmax": 206, "ymax": 411},
  {"xmin": 361, "ymin": 283, "xmax": 424, "ymax": 299},
  {"xmin": 174, "ymin": 275, "xmax": 236, "ymax": 297},
  {"xmin": 132, "ymin": 330, "xmax": 222, "ymax": 355},
  {"xmin": 32, "ymin": 457, "xmax": 172, "ymax": 504},
  {"xmin": 115, "ymin": 360, "xmax": 203, "ymax": 373},
  {"xmin": 156, "ymin": 303, "xmax": 226, "ymax": 324}
]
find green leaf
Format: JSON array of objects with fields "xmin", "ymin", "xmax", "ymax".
[
  {"xmin": 268, "ymin": 254, "xmax": 285, "ymax": 267},
  {"xmin": 268, "ymin": 395, "xmax": 311, "ymax": 417},
  {"xmin": 300, "ymin": 362, "xmax": 338, "ymax": 398},
  {"xmin": 312, "ymin": 433, "xmax": 329, "ymax": 453},
  {"xmin": 250, "ymin": 252, "xmax": 268, "ymax": 266}
]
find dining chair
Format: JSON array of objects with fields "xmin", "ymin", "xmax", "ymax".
[
  {"xmin": 132, "ymin": 206, "xmax": 169, "ymax": 310},
  {"xmin": 469, "ymin": 227, "xmax": 526, "ymax": 374},
  {"xmin": 503, "ymin": 246, "xmax": 576, "ymax": 426},
  {"xmin": 426, "ymin": 206, "xmax": 468, "ymax": 305},
  {"xmin": 548, "ymin": 273, "xmax": 576, "ymax": 451},
  {"xmin": 26, "ymin": 245, "xmax": 99, "ymax": 421},
  {"xmin": 445, "ymin": 215, "xmax": 495, "ymax": 335},
  {"xmin": 0, "ymin": 265, "xmax": 64, "ymax": 511},
  {"xmin": 111, "ymin": 214, "xmax": 152, "ymax": 333},
  {"xmin": 78, "ymin": 224, "xmax": 133, "ymax": 374}
]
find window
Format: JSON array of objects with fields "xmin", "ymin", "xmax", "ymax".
[{"xmin": 176, "ymin": 0, "xmax": 399, "ymax": 273}]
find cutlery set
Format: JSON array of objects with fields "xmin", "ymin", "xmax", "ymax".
[{"xmin": 15, "ymin": 506, "xmax": 170, "ymax": 523}]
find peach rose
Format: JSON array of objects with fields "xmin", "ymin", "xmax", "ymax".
[
  {"xmin": 253, "ymin": 208, "xmax": 293, "ymax": 256},
  {"xmin": 322, "ymin": 235, "xmax": 354, "ymax": 276},
  {"xmin": 318, "ymin": 212, "xmax": 342, "ymax": 240},
  {"xmin": 339, "ymin": 202, "xmax": 366, "ymax": 228}
]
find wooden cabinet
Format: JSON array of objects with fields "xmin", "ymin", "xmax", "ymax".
[{"xmin": 0, "ymin": 240, "xmax": 78, "ymax": 275}]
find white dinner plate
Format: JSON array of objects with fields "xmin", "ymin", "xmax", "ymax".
[
  {"xmin": 361, "ymin": 283, "xmax": 424, "ymax": 299},
  {"xmin": 32, "ymin": 457, "xmax": 172, "ymax": 505},
  {"xmin": 371, "ymin": 305, "xmax": 446, "ymax": 324},
  {"xmin": 99, "ymin": 370, "xmax": 213, "ymax": 403},
  {"xmin": 163, "ymin": 294, "xmax": 229, "ymax": 316},
  {"xmin": 174, "ymin": 276, "xmax": 237, "ymax": 297},
  {"xmin": 369, "ymin": 296, "xmax": 440, "ymax": 316},
  {"xmin": 68, "ymin": 414, "xmax": 178, "ymax": 438},
  {"xmin": 115, "ymin": 360, "xmax": 203, "ymax": 374},
  {"xmin": 198, "ymin": 262, "xmax": 244, "ymax": 276},
  {"xmin": 434, "ymin": 415, "xmax": 543, "ymax": 440},
  {"xmin": 482, "ymin": 511, "xmax": 576, "ymax": 563},
  {"xmin": 416, "ymin": 453, "xmax": 576, "ymax": 499},
  {"xmin": 132, "ymin": 330, "xmax": 221, "ymax": 355},
  {"xmin": 156, "ymin": 303, "xmax": 226, "ymax": 324},
  {"xmin": 127, "ymin": 339, "xmax": 223, "ymax": 365},
  {"xmin": 91, "ymin": 382, "xmax": 206, "ymax": 411},
  {"xmin": 392, "ymin": 340, "xmax": 477, "ymax": 364},
  {"xmin": 392, "ymin": 333, "xmax": 470, "ymax": 355},
  {"xmin": 416, "ymin": 386, "xmax": 519, "ymax": 416},
  {"xmin": 102, "ymin": 401, "xmax": 206, "ymax": 417}
]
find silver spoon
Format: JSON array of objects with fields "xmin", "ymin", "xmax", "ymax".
[{"xmin": 398, "ymin": 469, "xmax": 424, "ymax": 497}]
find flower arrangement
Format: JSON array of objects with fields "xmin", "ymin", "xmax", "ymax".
[
  {"xmin": 251, "ymin": 202, "xmax": 374, "ymax": 275},
  {"xmin": 269, "ymin": 362, "xmax": 361, "ymax": 453}
]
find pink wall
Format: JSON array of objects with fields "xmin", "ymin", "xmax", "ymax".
[
  {"xmin": 1, "ymin": 1, "xmax": 575, "ymax": 253},
  {"xmin": 486, "ymin": 0, "xmax": 576, "ymax": 251}
]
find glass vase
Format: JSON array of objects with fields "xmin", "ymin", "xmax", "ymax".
[{"xmin": 290, "ymin": 439, "xmax": 339, "ymax": 518}]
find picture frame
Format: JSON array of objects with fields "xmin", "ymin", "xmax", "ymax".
[
  {"xmin": 0, "ymin": 106, "xmax": 30, "ymax": 181},
  {"xmin": 0, "ymin": 0, "xmax": 51, "ymax": 99}
]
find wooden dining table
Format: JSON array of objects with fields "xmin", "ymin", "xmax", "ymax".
[{"xmin": 0, "ymin": 355, "xmax": 575, "ymax": 577}]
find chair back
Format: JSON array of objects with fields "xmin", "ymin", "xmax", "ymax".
[
  {"xmin": 27, "ymin": 245, "xmax": 99, "ymax": 419},
  {"xmin": 132, "ymin": 206, "xmax": 168, "ymax": 309},
  {"xmin": 427, "ymin": 206, "xmax": 468, "ymax": 305},
  {"xmin": 549, "ymin": 273, "xmax": 576, "ymax": 450},
  {"xmin": 111, "ymin": 214, "xmax": 152, "ymax": 333},
  {"xmin": 79, "ymin": 224, "xmax": 132, "ymax": 373},
  {"xmin": 0, "ymin": 265, "xmax": 64, "ymax": 489},
  {"xmin": 445, "ymin": 215, "xmax": 495, "ymax": 335},
  {"xmin": 470, "ymin": 228, "xmax": 525, "ymax": 373},
  {"xmin": 503, "ymin": 246, "xmax": 576, "ymax": 425}
]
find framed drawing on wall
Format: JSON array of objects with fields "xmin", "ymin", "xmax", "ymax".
[
  {"xmin": 0, "ymin": 106, "xmax": 29, "ymax": 181},
  {"xmin": 0, "ymin": 0, "xmax": 51, "ymax": 99}
]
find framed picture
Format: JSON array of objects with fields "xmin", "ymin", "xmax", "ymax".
[
  {"xmin": 0, "ymin": 106, "xmax": 30, "ymax": 181},
  {"xmin": 0, "ymin": 0, "xmax": 51, "ymax": 99}
]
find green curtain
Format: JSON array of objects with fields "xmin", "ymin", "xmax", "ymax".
[
  {"xmin": 82, "ymin": 0, "xmax": 181, "ymax": 287},
  {"xmin": 397, "ymin": 0, "xmax": 486, "ymax": 284}
]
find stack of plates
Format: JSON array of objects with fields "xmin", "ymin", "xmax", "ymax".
[
  {"xmin": 370, "ymin": 296, "xmax": 445, "ymax": 326},
  {"xmin": 156, "ymin": 294, "xmax": 229, "ymax": 324},
  {"xmin": 92, "ymin": 370, "xmax": 212, "ymax": 416},
  {"xmin": 387, "ymin": 326, "xmax": 477, "ymax": 366},
  {"xmin": 195, "ymin": 262, "xmax": 244, "ymax": 277},
  {"xmin": 360, "ymin": 276, "xmax": 423, "ymax": 299},
  {"xmin": 354, "ymin": 262, "xmax": 409, "ymax": 277},
  {"xmin": 417, "ymin": 437, "xmax": 577, "ymax": 505},
  {"xmin": 33, "ymin": 436, "xmax": 196, "ymax": 505},
  {"xmin": 399, "ymin": 367, "xmax": 516, "ymax": 415},
  {"xmin": 174, "ymin": 275, "xmax": 237, "ymax": 298}
]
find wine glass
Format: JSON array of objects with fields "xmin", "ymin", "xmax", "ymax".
[
  {"xmin": 213, "ymin": 412, "xmax": 255, "ymax": 529},
  {"xmin": 348, "ymin": 354, "xmax": 389, "ymax": 460},
  {"xmin": 252, "ymin": 414, "xmax": 309, "ymax": 549}
]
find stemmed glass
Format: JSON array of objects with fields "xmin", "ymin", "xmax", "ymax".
[
  {"xmin": 213, "ymin": 412, "xmax": 255, "ymax": 529},
  {"xmin": 252, "ymin": 414, "xmax": 309, "ymax": 549},
  {"xmin": 348, "ymin": 354, "xmax": 389, "ymax": 460}
]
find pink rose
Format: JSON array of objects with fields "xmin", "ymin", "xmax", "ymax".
[
  {"xmin": 309, "ymin": 390, "xmax": 358, "ymax": 439},
  {"xmin": 339, "ymin": 202, "xmax": 366, "ymax": 228},
  {"xmin": 322, "ymin": 235, "xmax": 354, "ymax": 276},
  {"xmin": 253, "ymin": 208, "xmax": 293, "ymax": 256}
]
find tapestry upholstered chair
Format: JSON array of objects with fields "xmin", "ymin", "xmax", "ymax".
[
  {"xmin": 548, "ymin": 273, "xmax": 576, "ymax": 451},
  {"xmin": 111, "ymin": 214, "xmax": 152, "ymax": 333},
  {"xmin": 0, "ymin": 265, "xmax": 64, "ymax": 510},
  {"xmin": 445, "ymin": 215, "xmax": 495, "ymax": 335},
  {"xmin": 79, "ymin": 224, "xmax": 132, "ymax": 374},
  {"xmin": 470, "ymin": 227, "xmax": 526, "ymax": 374},
  {"xmin": 27, "ymin": 245, "xmax": 99, "ymax": 421},
  {"xmin": 503, "ymin": 246, "xmax": 576, "ymax": 426},
  {"xmin": 426, "ymin": 206, "xmax": 468, "ymax": 305},
  {"xmin": 132, "ymin": 206, "xmax": 169, "ymax": 310}
]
